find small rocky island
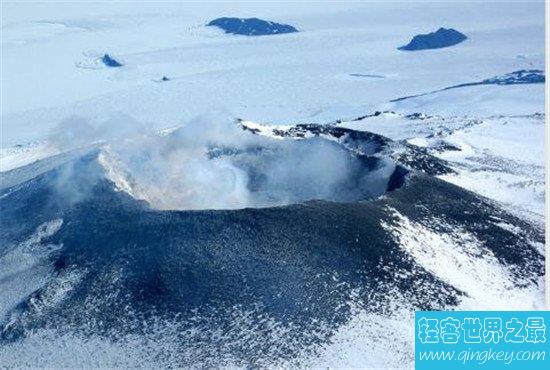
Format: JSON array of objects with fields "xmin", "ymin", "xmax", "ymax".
[
  {"xmin": 207, "ymin": 17, "xmax": 298, "ymax": 36},
  {"xmin": 101, "ymin": 54, "xmax": 123, "ymax": 67},
  {"xmin": 398, "ymin": 28, "xmax": 467, "ymax": 51}
]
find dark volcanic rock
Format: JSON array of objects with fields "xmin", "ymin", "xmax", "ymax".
[
  {"xmin": 101, "ymin": 54, "xmax": 123, "ymax": 67},
  {"xmin": 392, "ymin": 69, "xmax": 545, "ymax": 102},
  {"xmin": 240, "ymin": 121, "xmax": 457, "ymax": 176},
  {"xmin": 207, "ymin": 17, "xmax": 298, "ymax": 36},
  {"xmin": 398, "ymin": 28, "xmax": 467, "ymax": 51},
  {"xmin": 478, "ymin": 69, "xmax": 545, "ymax": 85}
]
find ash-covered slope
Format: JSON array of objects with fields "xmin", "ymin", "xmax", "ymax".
[{"xmin": 0, "ymin": 124, "xmax": 544, "ymax": 367}]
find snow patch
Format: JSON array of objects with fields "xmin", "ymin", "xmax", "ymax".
[
  {"xmin": 381, "ymin": 208, "xmax": 541, "ymax": 310},
  {"xmin": 0, "ymin": 219, "xmax": 63, "ymax": 319}
]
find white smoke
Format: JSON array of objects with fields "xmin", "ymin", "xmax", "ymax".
[{"xmin": 48, "ymin": 113, "xmax": 395, "ymax": 210}]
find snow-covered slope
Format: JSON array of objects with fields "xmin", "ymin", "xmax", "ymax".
[{"xmin": 340, "ymin": 111, "xmax": 545, "ymax": 224}]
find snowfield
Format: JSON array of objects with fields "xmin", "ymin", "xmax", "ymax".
[
  {"xmin": 0, "ymin": 1, "xmax": 546, "ymax": 368},
  {"xmin": 1, "ymin": 1, "xmax": 544, "ymax": 145}
]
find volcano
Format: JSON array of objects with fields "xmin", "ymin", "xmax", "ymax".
[{"xmin": 0, "ymin": 122, "xmax": 543, "ymax": 367}]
